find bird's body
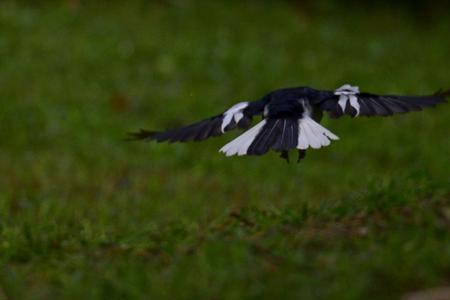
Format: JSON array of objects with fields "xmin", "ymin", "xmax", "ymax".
[{"xmin": 130, "ymin": 84, "xmax": 448, "ymax": 162}]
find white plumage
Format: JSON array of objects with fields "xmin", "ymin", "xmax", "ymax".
[
  {"xmin": 297, "ymin": 117, "xmax": 339, "ymax": 150},
  {"xmin": 220, "ymin": 102, "xmax": 249, "ymax": 133},
  {"xmin": 219, "ymin": 120, "xmax": 267, "ymax": 156}
]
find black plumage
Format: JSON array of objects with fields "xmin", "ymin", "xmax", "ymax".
[
  {"xmin": 129, "ymin": 84, "xmax": 449, "ymax": 162},
  {"xmin": 246, "ymin": 118, "xmax": 299, "ymax": 155}
]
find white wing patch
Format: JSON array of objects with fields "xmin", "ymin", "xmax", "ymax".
[
  {"xmin": 297, "ymin": 117, "xmax": 339, "ymax": 150},
  {"xmin": 335, "ymin": 84, "xmax": 360, "ymax": 116},
  {"xmin": 219, "ymin": 120, "xmax": 266, "ymax": 156},
  {"xmin": 221, "ymin": 102, "xmax": 249, "ymax": 133}
]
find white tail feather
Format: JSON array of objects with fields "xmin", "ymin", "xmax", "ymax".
[
  {"xmin": 297, "ymin": 117, "xmax": 339, "ymax": 150},
  {"xmin": 219, "ymin": 120, "xmax": 267, "ymax": 156}
]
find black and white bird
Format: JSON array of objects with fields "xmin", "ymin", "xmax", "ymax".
[{"xmin": 129, "ymin": 84, "xmax": 448, "ymax": 163}]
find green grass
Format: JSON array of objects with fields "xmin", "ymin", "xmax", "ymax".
[{"xmin": 0, "ymin": 1, "xmax": 449, "ymax": 299}]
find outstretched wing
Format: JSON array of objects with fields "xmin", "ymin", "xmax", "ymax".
[
  {"xmin": 316, "ymin": 84, "xmax": 449, "ymax": 118},
  {"xmin": 128, "ymin": 101, "xmax": 265, "ymax": 143}
]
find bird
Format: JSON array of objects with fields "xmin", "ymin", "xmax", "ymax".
[{"xmin": 129, "ymin": 84, "xmax": 449, "ymax": 163}]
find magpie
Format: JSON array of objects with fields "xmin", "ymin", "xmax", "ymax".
[{"xmin": 129, "ymin": 84, "xmax": 449, "ymax": 163}]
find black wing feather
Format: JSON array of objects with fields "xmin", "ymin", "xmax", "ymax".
[
  {"xmin": 128, "ymin": 100, "xmax": 266, "ymax": 143},
  {"xmin": 317, "ymin": 89, "xmax": 448, "ymax": 118},
  {"xmin": 129, "ymin": 114, "xmax": 238, "ymax": 143}
]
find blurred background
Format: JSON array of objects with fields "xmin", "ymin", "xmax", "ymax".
[{"xmin": 0, "ymin": 1, "xmax": 449, "ymax": 299}]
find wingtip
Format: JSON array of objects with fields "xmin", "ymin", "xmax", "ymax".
[
  {"xmin": 433, "ymin": 88, "xmax": 450, "ymax": 101},
  {"xmin": 125, "ymin": 129, "xmax": 157, "ymax": 141}
]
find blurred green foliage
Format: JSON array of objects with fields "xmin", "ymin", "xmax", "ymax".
[{"xmin": 0, "ymin": 1, "xmax": 449, "ymax": 299}]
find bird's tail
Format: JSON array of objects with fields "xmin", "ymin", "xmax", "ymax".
[
  {"xmin": 297, "ymin": 116, "xmax": 339, "ymax": 150},
  {"xmin": 219, "ymin": 120, "xmax": 268, "ymax": 156},
  {"xmin": 219, "ymin": 117, "xmax": 339, "ymax": 157}
]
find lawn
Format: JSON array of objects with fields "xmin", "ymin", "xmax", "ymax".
[{"xmin": 0, "ymin": 1, "xmax": 449, "ymax": 299}]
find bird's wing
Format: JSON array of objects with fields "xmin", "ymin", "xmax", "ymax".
[
  {"xmin": 128, "ymin": 101, "xmax": 265, "ymax": 143},
  {"xmin": 315, "ymin": 84, "xmax": 449, "ymax": 118}
]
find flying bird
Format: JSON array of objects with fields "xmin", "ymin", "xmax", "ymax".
[{"xmin": 129, "ymin": 84, "xmax": 448, "ymax": 163}]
